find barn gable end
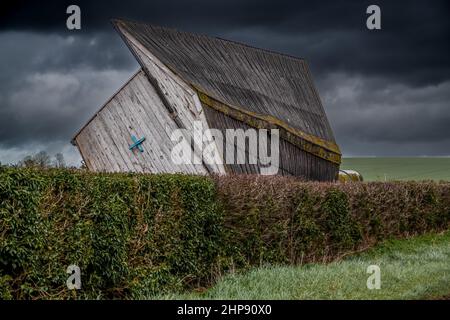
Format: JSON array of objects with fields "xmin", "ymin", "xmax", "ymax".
[{"xmin": 72, "ymin": 69, "xmax": 211, "ymax": 174}]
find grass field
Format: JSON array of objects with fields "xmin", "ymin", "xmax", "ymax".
[
  {"xmin": 341, "ymin": 157, "xmax": 450, "ymax": 181},
  {"xmin": 158, "ymin": 231, "xmax": 450, "ymax": 300}
]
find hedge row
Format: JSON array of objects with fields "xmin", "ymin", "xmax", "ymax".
[
  {"xmin": 216, "ymin": 175, "xmax": 450, "ymax": 266},
  {"xmin": 0, "ymin": 167, "xmax": 449, "ymax": 299}
]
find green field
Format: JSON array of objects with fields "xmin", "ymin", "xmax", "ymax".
[
  {"xmin": 159, "ymin": 231, "xmax": 450, "ymax": 300},
  {"xmin": 341, "ymin": 157, "xmax": 450, "ymax": 181}
]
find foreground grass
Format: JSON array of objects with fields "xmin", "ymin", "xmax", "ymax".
[
  {"xmin": 158, "ymin": 231, "xmax": 450, "ymax": 300},
  {"xmin": 341, "ymin": 157, "xmax": 450, "ymax": 181}
]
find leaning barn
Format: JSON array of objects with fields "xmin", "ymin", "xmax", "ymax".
[{"xmin": 72, "ymin": 19, "xmax": 341, "ymax": 181}]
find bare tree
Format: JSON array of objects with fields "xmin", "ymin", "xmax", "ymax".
[
  {"xmin": 19, "ymin": 151, "xmax": 52, "ymax": 168},
  {"xmin": 54, "ymin": 153, "xmax": 66, "ymax": 168},
  {"xmin": 19, "ymin": 155, "xmax": 35, "ymax": 167},
  {"xmin": 34, "ymin": 151, "xmax": 51, "ymax": 167}
]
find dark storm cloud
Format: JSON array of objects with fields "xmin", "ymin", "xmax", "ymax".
[
  {"xmin": 0, "ymin": 31, "xmax": 138, "ymax": 165},
  {"xmin": 0, "ymin": 0, "xmax": 449, "ymax": 164},
  {"xmin": 0, "ymin": 31, "xmax": 137, "ymax": 148},
  {"xmin": 2, "ymin": 0, "xmax": 449, "ymax": 86},
  {"xmin": 317, "ymin": 73, "xmax": 450, "ymax": 155},
  {"xmin": 0, "ymin": 31, "xmax": 134, "ymax": 79}
]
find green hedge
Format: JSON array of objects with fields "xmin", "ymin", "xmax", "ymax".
[{"xmin": 0, "ymin": 167, "xmax": 449, "ymax": 299}]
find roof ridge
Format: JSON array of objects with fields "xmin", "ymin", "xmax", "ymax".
[{"xmin": 111, "ymin": 18, "xmax": 306, "ymax": 63}]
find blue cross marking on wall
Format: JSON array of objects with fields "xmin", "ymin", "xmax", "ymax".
[{"xmin": 129, "ymin": 135, "xmax": 146, "ymax": 153}]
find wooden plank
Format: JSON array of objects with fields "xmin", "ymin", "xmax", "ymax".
[
  {"xmin": 97, "ymin": 107, "xmax": 135, "ymax": 172},
  {"xmin": 75, "ymin": 134, "xmax": 97, "ymax": 170},
  {"xmin": 90, "ymin": 116, "xmax": 123, "ymax": 172},
  {"xmin": 81, "ymin": 124, "xmax": 109, "ymax": 172}
]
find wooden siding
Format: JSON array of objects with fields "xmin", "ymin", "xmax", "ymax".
[
  {"xmin": 203, "ymin": 106, "xmax": 339, "ymax": 181},
  {"xmin": 196, "ymin": 91, "xmax": 340, "ymax": 164},
  {"xmin": 74, "ymin": 70, "xmax": 208, "ymax": 174}
]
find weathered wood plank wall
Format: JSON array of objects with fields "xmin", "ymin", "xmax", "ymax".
[
  {"xmin": 74, "ymin": 70, "xmax": 208, "ymax": 174},
  {"xmin": 203, "ymin": 106, "xmax": 339, "ymax": 180}
]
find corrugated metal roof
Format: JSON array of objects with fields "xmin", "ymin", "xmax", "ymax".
[{"xmin": 113, "ymin": 19, "xmax": 337, "ymax": 143}]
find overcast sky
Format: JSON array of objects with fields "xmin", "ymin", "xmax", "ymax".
[{"xmin": 1, "ymin": 0, "xmax": 449, "ymax": 166}]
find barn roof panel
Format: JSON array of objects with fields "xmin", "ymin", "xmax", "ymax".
[{"xmin": 112, "ymin": 19, "xmax": 337, "ymax": 145}]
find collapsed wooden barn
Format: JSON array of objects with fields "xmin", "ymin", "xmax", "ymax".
[{"xmin": 72, "ymin": 19, "xmax": 341, "ymax": 181}]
